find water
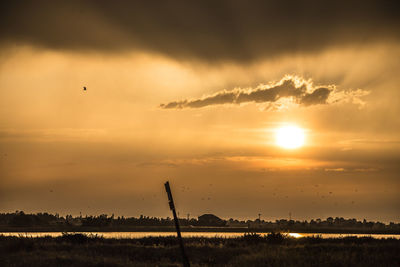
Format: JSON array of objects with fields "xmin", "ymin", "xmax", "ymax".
[{"xmin": 1, "ymin": 232, "xmax": 399, "ymax": 239}]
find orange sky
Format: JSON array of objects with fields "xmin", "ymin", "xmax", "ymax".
[{"xmin": 0, "ymin": 1, "xmax": 399, "ymax": 221}]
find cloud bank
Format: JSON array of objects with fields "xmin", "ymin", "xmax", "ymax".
[
  {"xmin": 1, "ymin": 0, "xmax": 399, "ymax": 62},
  {"xmin": 160, "ymin": 76, "xmax": 368, "ymax": 109}
]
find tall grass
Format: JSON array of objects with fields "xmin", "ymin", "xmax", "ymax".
[{"xmin": 0, "ymin": 233, "xmax": 399, "ymax": 266}]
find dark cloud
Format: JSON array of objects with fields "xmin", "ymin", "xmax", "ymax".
[
  {"xmin": 160, "ymin": 76, "xmax": 368, "ymax": 109},
  {"xmin": 160, "ymin": 76, "xmax": 335, "ymax": 109},
  {"xmin": 300, "ymin": 88, "xmax": 332, "ymax": 106},
  {"xmin": 1, "ymin": 0, "xmax": 399, "ymax": 61}
]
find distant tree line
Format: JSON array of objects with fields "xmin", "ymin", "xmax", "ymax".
[{"xmin": 0, "ymin": 211, "xmax": 399, "ymax": 232}]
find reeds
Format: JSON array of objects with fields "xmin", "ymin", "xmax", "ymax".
[{"xmin": 0, "ymin": 233, "xmax": 399, "ymax": 266}]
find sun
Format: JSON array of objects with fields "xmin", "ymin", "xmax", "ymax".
[{"xmin": 275, "ymin": 125, "xmax": 305, "ymax": 149}]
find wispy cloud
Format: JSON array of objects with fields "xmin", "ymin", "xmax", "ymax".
[
  {"xmin": 325, "ymin": 168, "xmax": 346, "ymax": 172},
  {"xmin": 0, "ymin": 128, "xmax": 107, "ymax": 141},
  {"xmin": 160, "ymin": 76, "xmax": 369, "ymax": 110}
]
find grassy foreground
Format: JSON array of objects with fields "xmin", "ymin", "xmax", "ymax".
[{"xmin": 1, "ymin": 233, "xmax": 399, "ymax": 266}]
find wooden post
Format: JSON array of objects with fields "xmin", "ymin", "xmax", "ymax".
[{"xmin": 164, "ymin": 181, "xmax": 190, "ymax": 267}]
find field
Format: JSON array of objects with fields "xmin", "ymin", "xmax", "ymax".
[{"xmin": 1, "ymin": 233, "xmax": 399, "ymax": 266}]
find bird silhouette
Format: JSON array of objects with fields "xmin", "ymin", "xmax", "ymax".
[{"xmin": 83, "ymin": 86, "xmax": 87, "ymax": 91}]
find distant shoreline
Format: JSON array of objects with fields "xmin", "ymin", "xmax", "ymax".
[{"xmin": 1, "ymin": 226, "xmax": 399, "ymax": 235}]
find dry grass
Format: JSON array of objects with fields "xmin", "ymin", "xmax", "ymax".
[{"xmin": 0, "ymin": 233, "xmax": 399, "ymax": 266}]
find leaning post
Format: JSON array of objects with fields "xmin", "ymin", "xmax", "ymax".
[{"xmin": 164, "ymin": 181, "xmax": 190, "ymax": 267}]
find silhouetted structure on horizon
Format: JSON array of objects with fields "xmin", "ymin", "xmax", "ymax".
[
  {"xmin": 198, "ymin": 214, "xmax": 226, "ymax": 226},
  {"xmin": 0, "ymin": 211, "xmax": 399, "ymax": 234}
]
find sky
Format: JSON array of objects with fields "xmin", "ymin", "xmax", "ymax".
[{"xmin": 0, "ymin": 0, "xmax": 399, "ymax": 222}]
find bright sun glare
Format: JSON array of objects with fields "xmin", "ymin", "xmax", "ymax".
[{"xmin": 275, "ymin": 125, "xmax": 305, "ymax": 149}]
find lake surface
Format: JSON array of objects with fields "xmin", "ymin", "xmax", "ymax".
[{"xmin": 1, "ymin": 232, "xmax": 399, "ymax": 239}]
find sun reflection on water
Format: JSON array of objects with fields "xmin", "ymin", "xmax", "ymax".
[{"xmin": 287, "ymin": 233, "xmax": 303, "ymax": 238}]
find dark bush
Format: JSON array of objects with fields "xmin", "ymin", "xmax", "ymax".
[
  {"xmin": 59, "ymin": 233, "xmax": 90, "ymax": 244},
  {"xmin": 241, "ymin": 232, "xmax": 265, "ymax": 244},
  {"xmin": 266, "ymin": 232, "xmax": 286, "ymax": 244}
]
